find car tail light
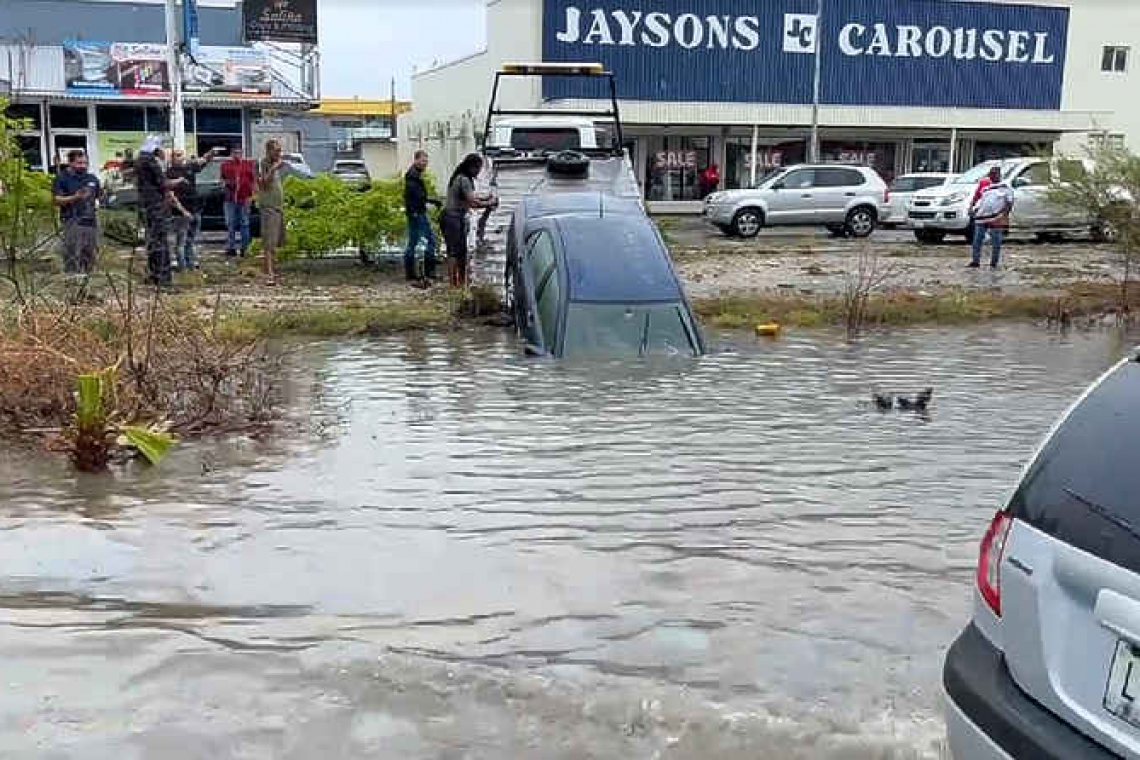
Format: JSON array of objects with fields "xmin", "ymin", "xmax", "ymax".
[
  {"xmin": 884, "ymin": 188, "xmax": 891, "ymax": 204},
  {"xmin": 977, "ymin": 510, "xmax": 1013, "ymax": 616}
]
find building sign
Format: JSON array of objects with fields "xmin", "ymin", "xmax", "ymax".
[
  {"xmin": 184, "ymin": 47, "xmax": 273, "ymax": 95},
  {"xmin": 244, "ymin": 0, "xmax": 318, "ymax": 44},
  {"xmin": 64, "ymin": 41, "xmax": 168, "ymax": 95},
  {"xmin": 63, "ymin": 42, "xmax": 271, "ymax": 97},
  {"xmin": 542, "ymin": 0, "xmax": 1070, "ymax": 110}
]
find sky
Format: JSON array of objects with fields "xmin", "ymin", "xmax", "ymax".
[{"xmin": 318, "ymin": 0, "xmax": 486, "ymax": 100}]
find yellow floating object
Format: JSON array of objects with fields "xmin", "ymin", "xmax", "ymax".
[{"xmin": 754, "ymin": 323, "xmax": 782, "ymax": 337}]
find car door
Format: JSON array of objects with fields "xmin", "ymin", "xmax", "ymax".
[
  {"xmin": 1009, "ymin": 161, "xmax": 1051, "ymax": 229},
  {"xmin": 766, "ymin": 168, "xmax": 816, "ymax": 224},
  {"xmin": 523, "ymin": 228, "xmax": 559, "ymax": 353},
  {"xmin": 813, "ymin": 167, "xmax": 867, "ymax": 223}
]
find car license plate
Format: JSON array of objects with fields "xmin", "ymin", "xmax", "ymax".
[
  {"xmin": 912, "ymin": 220, "xmax": 926, "ymax": 229},
  {"xmin": 1105, "ymin": 639, "xmax": 1140, "ymax": 725}
]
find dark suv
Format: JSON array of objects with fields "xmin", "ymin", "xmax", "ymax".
[{"xmin": 944, "ymin": 352, "xmax": 1140, "ymax": 759}]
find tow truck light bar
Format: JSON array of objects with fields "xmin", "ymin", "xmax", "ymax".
[{"xmin": 500, "ymin": 62, "xmax": 606, "ymax": 76}]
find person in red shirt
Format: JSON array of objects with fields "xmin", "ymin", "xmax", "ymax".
[
  {"xmin": 220, "ymin": 145, "xmax": 256, "ymax": 256},
  {"xmin": 700, "ymin": 163, "xmax": 721, "ymax": 198}
]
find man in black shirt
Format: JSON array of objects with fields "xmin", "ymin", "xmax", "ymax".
[
  {"xmin": 403, "ymin": 150, "xmax": 441, "ymax": 281},
  {"xmin": 51, "ymin": 150, "xmax": 101, "ymax": 275},
  {"xmin": 135, "ymin": 139, "xmax": 185, "ymax": 286},
  {"xmin": 167, "ymin": 146, "xmax": 221, "ymax": 271}
]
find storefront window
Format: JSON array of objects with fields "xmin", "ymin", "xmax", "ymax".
[
  {"xmin": 645, "ymin": 136, "xmax": 712, "ymax": 202},
  {"xmin": 821, "ymin": 141, "xmax": 897, "ymax": 184},
  {"xmin": 49, "ymin": 105, "xmax": 88, "ymax": 129},
  {"xmin": 96, "ymin": 105, "xmax": 145, "ymax": 131},
  {"xmin": 974, "ymin": 141, "xmax": 1049, "ymax": 164},
  {"xmin": 5, "ymin": 103, "xmax": 42, "ymax": 130},
  {"xmin": 725, "ymin": 138, "xmax": 805, "ymax": 189},
  {"xmin": 196, "ymin": 108, "xmax": 244, "ymax": 155},
  {"xmin": 912, "ymin": 142, "xmax": 950, "ymax": 173},
  {"xmin": 16, "ymin": 134, "xmax": 43, "ymax": 172}
]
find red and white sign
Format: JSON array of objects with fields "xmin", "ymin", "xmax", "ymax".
[{"xmin": 655, "ymin": 150, "xmax": 697, "ymax": 170}]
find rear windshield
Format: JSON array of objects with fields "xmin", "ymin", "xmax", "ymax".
[
  {"xmin": 1009, "ymin": 360, "xmax": 1140, "ymax": 573},
  {"xmin": 891, "ymin": 176, "xmax": 946, "ymax": 192},
  {"xmin": 563, "ymin": 303, "xmax": 697, "ymax": 358},
  {"xmin": 511, "ymin": 128, "xmax": 581, "ymax": 152}
]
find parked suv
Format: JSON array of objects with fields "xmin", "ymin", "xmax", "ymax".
[
  {"xmin": 882, "ymin": 173, "xmax": 954, "ymax": 227},
  {"xmin": 908, "ymin": 157, "xmax": 1111, "ymax": 244},
  {"xmin": 704, "ymin": 164, "xmax": 889, "ymax": 238},
  {"xmin": 944, "ymin": 352, "xmax": 1140, "ymax": 759}
]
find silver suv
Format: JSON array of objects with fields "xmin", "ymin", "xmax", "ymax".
[
  {"xmin": 944, "ymin": 352, "xmax": 1140, "ymax": 759},
  {"xmin": 704, "ymin": 164, "xmax": 889, "ymax": 238}
]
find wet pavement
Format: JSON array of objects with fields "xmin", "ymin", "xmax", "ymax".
[
  {"xmin": 662, "ymin": 217, "xmax": 1125, "ymax": 299},
  {"xmin": 2, "ymin": 324, "xmax": 1136, "ymax": 758}
]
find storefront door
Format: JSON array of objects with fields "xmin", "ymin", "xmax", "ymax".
[
  {"xmin": 51, "ymin": 133, "xmax": 90, "ymax": 171},
  {"xmin": 912, "ymin": 142, "xmax": 951, "ymax": 173}
]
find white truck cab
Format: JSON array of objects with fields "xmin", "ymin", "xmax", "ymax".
[{"xmin": 488, "ymin": 117, "xmax": 600, "ymax": 154}]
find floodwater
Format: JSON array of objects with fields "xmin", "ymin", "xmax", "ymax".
[{"xmin": 1, "ymin": 324, "xmax": 1134, "ymax": 759}]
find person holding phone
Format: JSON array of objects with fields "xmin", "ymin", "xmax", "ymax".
[{"xmin": 51, "ymin": 149, "xmax": 101, "ymax": 275}]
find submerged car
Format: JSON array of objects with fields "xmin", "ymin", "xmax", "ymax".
[
  {"xmin": 944, "ymin": 351, "xmax": 1140, "ymax": 759},
  {"xmin": 506, "ymin": 192, "xmax": 705, "ymax": 358}
]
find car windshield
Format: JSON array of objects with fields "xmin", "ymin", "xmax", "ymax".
[
  {"xmin": 953, "ymin": 162, "xmax": 1015, "ymax": 185},
  {"xmin": 335, "ymin": 162, "xmax": 366, "ymax": 173},
  {"xmin": 562, "ymin": 303, "xmax": 697, "ymax": 358}
]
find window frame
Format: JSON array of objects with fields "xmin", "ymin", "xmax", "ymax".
[
  {"xmin": 815, "ymin": 167, "xmax": 866, "ymax": 188},
  {"xmin": 777, "ymin": 168, "xmax": 815, "ymax": 190},
  {"xmin": 1102, "ymin": 45, "xmax": 1130, "ymax": 73},
  {"xmin": 524, "ymin": 228, "xmax": 562, "ymax": 351}
]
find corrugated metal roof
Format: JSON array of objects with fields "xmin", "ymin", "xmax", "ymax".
[
  {"xmin": 1, "ymin": 0, "xmax": 242, "ymax": 46},
  {"xmin": 0, "ymin": 44, "xmax": 64, "ymax": 93}
]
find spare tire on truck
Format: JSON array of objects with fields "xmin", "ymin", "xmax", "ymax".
[{"xmin": 547, "ymin": 150, "xmax": 590, "ymax": 178}]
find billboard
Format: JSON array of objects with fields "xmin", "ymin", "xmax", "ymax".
[
  {"xmin": 63, "ymin": 42, "xmax": 271, "ymax": 97},
  {"xmin": 64, "ymin": 42, "xmax": 168, "ymax": 95},
  {"xmin": 541, "ymin": 0, "xmax": 1070, "ymax": 110},
  {"xmin": 244, "ymin": 0, "xmax": 318, "ymax": 44}
]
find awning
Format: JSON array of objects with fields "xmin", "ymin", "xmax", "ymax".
[{"xmin": 13, "ymin": 90, "xmax": 315, "ymax": 110}]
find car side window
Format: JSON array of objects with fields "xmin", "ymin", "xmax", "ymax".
[
  {"xmin": 1057, "ymin": 160, "xmax": 1087, "ymax": 183},
  {"xmin": 526, "ymin": 231, "xmax": 556, "ymax": 286},
  {"xmin": 1017, "ymin": 163, "xmax": 1051, "ymax": 187},
  {"xmin": 815, "ymin": 168, "xmax": 865, "ymax": 187},
  {"xmin": 780, "ymin": 169, "xmax": 814, "ymax": 190},
  {"xmin": 537, "ymin": 270, "xmax": 561, "ymax": 347}
]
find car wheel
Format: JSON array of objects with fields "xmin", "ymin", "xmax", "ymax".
[
  {"xmin": 914, "ymin": 229, "xmax": 946, "ymax": 244},
  {"xmin": 825, "ymin": 223, "xmax": 847, "ymax": 238},
  {"xmin": 1036, "ymin": 232, "xmax": 1064, "ymax": 244},
  {"xmin": 845, "ymin": 207, "xmax": 876, "ymax": 238},
  {"xmin": 731, "ymin": 208, "xmax": 763, "ymax": 238}
]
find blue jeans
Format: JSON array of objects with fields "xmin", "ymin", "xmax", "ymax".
[
  {"xmin": 224, "ymin": 200, "xmax": 251, "ymax": 254},
  {"xmin": 971, "ymin": 224, "xmax": 1004, "ymax": 266},
  {"xmin": 172, "ymin": 212, "xmax": 201, "ymax": 269},
  {"xmin": 404, "ymin": 212, "xmax": 438, "ymax": 278}
]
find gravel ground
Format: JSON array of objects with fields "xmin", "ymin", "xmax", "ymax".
[{"xmin": 661, "ymin": 216, "xmax": 1124, "ymax": 300}]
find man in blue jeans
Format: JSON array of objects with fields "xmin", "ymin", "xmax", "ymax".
[
  {"xmin": 403, "ymin": 151, "xmax": 441, "ymax": 281},
  {"xmin": 969, "ymin": 165, "xmax": 1014, "ymax": 269},
  {"xmin": 220, "ymin": 145, "xmax": 255, "ymax": 257}
]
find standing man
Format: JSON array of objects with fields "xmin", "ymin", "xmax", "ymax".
[
  {"xmin": 135, "ymin": 138, "xmax": 184, "ymax": 286},
  {"xmin": 403, "ymin": 150, "xmax": 441, "ymax": 282},
  {"xmin": 969, "ymin": 165, "xmax": 1015, "ymax": 269},
  {"xmin": 257, "ymin": 139, "xmax": 287, "ymax": 285},
  {"xmin": 167, "ymin": 146, "xmax": 222, "ymax": 271},
  {"xmin": 220, "ymin": 145, "xmax": 256, "ymax": 257},
  {"xmin": 51, "ymin": 150, "xmax": 100, "ymax": 276}
]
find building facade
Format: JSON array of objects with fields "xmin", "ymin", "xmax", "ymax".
[
  {"xmin": 401, "ymin": 0, "xmax": 1139, "ymax": 212},
  {"xmin": 1, "ymin": 0, "xmax": 317, "ymax": 178}
]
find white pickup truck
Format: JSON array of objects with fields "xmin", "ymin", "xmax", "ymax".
[
  {"xmin": 469, "ymin": 63, "xmax": 643, "ymax": 293},
  {"xmin": 906, "ymin": 157, "xmax": 1116, "ymax": 244}
]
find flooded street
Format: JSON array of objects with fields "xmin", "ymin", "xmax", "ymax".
[{"xmin": 2, "ymin": 324, "xmax": 1134, "ymax": 759}]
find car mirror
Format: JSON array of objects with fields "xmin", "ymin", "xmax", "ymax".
[{"xmin": 771, "ymin": 183, "xmax": 783, "ymax": 191}]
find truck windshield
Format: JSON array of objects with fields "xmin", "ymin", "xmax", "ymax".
[
  {"xmin": 511, "ymin": 128, "xmax": 581, "ymax": 152},
  {"xmin": 562, "ymin": 303, "xmax": 697, "ymax": 358}
]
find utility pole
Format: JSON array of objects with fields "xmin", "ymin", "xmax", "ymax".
[
  {"xmin": 809, "ymin": 0, "xmax": 822, "ymax": 163},
  {"xmin": 164, "ymin": 0, "xmax": 186, "ymax": 150}
]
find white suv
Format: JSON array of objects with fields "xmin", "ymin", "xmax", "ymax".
[
  {"xmin": 704, "ymin": 164, "xmax": 890, "ymax": 238},
  {"xmin": 944, "ymin": 352, "xmax": 1140, "ymax": 759},
  {"xmin": 908, "ymin": 157, "xmax": 1109, "ymax": 244}
]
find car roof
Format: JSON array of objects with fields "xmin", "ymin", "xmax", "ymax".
[
  {"xmin": 552, "ymin": 214, "xmax": 682, "ymax": 303},
  {"xmin": 897, "ymin": 172, "xmax": 954, "ymax": 178},
  {"xmin": 783, "ymin": 163, "xmax": 876, "ymax": 171},
  {"xmin": 521, "ymin": 192, "xmax": 642, "ymax": 221}
]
